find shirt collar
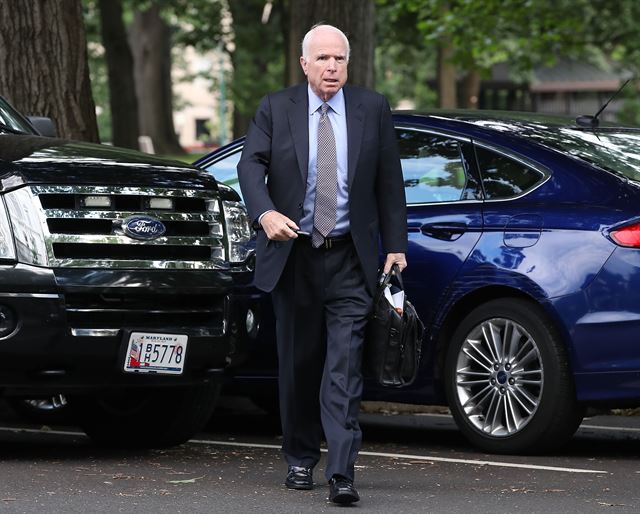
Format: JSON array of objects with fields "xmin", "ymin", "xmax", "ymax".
[{"xmin": 307, "ymin": 85, "xmax": 345, "ymax": 116}]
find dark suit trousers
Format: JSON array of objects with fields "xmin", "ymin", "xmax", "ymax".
[{"xmin": 271, "ymin": 236, "xmax": 372, "ymax": 482}]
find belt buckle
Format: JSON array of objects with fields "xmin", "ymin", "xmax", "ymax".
[{"xmin": 324, "ymin": 237, "xmax": 332, "ymax": 250}]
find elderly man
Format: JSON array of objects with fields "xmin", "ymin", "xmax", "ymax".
[{"xmin": 238, "ymin": 24, "xmax": 407, "ymax": 504}]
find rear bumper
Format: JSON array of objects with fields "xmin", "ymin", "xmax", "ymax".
[
  {"xmin": 551, "ymin": 246, "xmax": 640, "ymax": 404},
  {"xmin": 573, "ymin": 371, "xmax": 640, "ymax": 405}
]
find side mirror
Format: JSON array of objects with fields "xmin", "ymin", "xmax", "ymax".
[{"xmin": 27, "ymin": 116, "xmax": 57, "ymax": 137}]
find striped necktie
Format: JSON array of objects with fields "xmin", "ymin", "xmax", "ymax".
[{"xmin": 312, "ymin": 102, "xmax": 338, "ymax": 248}]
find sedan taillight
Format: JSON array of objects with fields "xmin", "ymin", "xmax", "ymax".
[{"xmin": 610, "ymin": 223, "xmax": 640, "ymax": 247}]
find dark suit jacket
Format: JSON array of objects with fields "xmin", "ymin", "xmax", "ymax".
[{"xmin": 237, "ymin": 83, "xmax": 407, "ymax": 294}]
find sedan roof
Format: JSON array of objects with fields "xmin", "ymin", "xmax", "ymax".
[{"xmin": 394, "ymin": 109, "xmax": 639, "ymax": 133}]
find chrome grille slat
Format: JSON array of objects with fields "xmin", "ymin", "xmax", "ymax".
[
  {"xmin": 44, "ymin": 209, "xmax": 218, "ymax": 222},
  {"xmin": 13, "ymin": 185, "xmax": 228, "ymax": 269},
  {"xmin": 48, "ymin": 234, "xmax": 221, "ymax": 245},
  {"xmin": 32, "ymin": 185, "xmax": 215, "ymax": 198},
  {"xmin": 52, "ymin": 259, "xmax": 227, "ymax": 269}
]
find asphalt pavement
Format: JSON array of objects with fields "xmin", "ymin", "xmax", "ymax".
[{"xmin": 0, "ymin": 397, "xmax": 638, "ymax": 513}]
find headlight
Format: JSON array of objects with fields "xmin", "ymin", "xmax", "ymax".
[
  {"xmin": 0, "ymin": 197, "xmax": 16, "ymax": 260},
  {"xmin": 4, "ymin": 188, "xmax": 46, "ymax": 264},
  {"xmin": 222, "ymin": 200, "xmax": 254, "ymax": 263}
]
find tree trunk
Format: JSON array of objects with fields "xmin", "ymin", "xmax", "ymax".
[
  {"xmin": 437, "ymin": 42, "xmax": 457, "ymax": 108},
  {"xmin": 98, "ymin": 0, "xmax": 140, "ymax": 149},
  {"xmin": 0, "ymin": 0, "xmax": 99, "ymax": 141},
  {"xmin": 287, "ymin": 0, "xmax": 375, "ymax": 88},
  {"xmin": 436, "ymin": 1, "xmax": 457, "ymax": 109},
  {"xmin": 130, "ymin": 4, "xmax": 183, "ymax": 155},
  {"xmin": 232, "ymin": 109, "xmax": 252, "ymax": 141},
  {"xmin": 462, "ymin": 69, "xmax": 481, "ymax": 109}
]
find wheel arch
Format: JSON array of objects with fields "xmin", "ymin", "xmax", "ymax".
[{"xmin": 431, "ymin": 285, "xmax": 572, "ymax": 388}]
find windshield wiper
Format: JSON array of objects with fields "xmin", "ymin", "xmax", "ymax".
[{"xmin": 0, "ymin": 122, "xmax": 29, "ymax": 135}]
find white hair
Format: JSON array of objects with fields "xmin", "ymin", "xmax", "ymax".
[{"xmin": 301, "ymin": 24, "xmax": 350, "ymax": 62}]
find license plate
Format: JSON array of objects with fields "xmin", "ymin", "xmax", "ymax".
[{"xmin": 124, "ymin": 332, "xmax": 188, "ymax": 375}]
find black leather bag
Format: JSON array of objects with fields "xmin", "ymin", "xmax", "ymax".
[{"xmin": 364, "ymin": 264, "xmax": 425, "ymax": 388}]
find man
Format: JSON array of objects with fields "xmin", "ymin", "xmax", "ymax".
[{"xmin": 238, "ymin": 24, "xmax": 407, "ymax": 505}]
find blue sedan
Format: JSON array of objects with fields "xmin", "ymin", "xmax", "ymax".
[{"xmin": 195, "ymin": 111, "xmax": 640, "ymax": 454}]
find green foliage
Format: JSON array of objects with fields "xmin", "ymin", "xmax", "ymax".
[
  {"xmin": 617, "ymin": 87, "xmax": 640, "ymax": 126},
  {"xmin": 228, "ymin": 0, "xmax": 285, "ymax": 121},
  {"xmin": 83, "ymin": 0, "xmax": 640, "ymax": 140},
  {"xmin": 375, "ymin": 43, "xmax": 437, "ymax": 110},
  {"xmin": 157, "ymin": 0, "xmax": 224, "ymax": 51},
  {"xmin": 230, "ymin": 36, "xmax": 285, "ymax": 119},
  {"xmin": 375, "ymin": 1, "xmax": 437, "ymax": 109},
  {"xmin": 383, "ymin": 0, "xmax": 640, "ymax": 75},
  {"xmin": 382, "ymin": 0, "xmax": 600, "ymax": 74},
  {"xmin": 617, "ymin": 98, "xmax": 640, "ymax": 126}
]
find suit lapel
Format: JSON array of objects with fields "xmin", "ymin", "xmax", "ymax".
[
  {"xmin": 344, "ymin": 86, "xmax": 364, "ymax": 188},
  {"xmin": 287, "ymin": 84, "xmax": 309, "ymax": 185}
]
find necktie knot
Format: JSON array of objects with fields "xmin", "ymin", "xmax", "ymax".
[{"xmin": 320, "ymin": 103, "xmax": 329, "ymax": 116}]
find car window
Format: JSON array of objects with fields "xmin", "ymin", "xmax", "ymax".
[
  {"xmin": 532, "ymin": 128, "xmax": 640, "ymax": 183},
  {"xmin": 206, "ymin": 129, "xmax": 485, "ymax": 206},
  {"xmin": 204, "ymin": 149, "xmax": 243, "ymax": 198},
  {"xmin": 396, "ymin": 129, "xmax": 477, "ymax": 204},
  {"xmin": 475, "ymin": 146, "xmax": 545, "ymax": 200},
  {"xmin": 0, "ymin": 96, "xmax": 35, "ymax": 134}
]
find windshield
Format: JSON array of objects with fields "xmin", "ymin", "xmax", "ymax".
[
  {"xmin": 530, "ymin": 127, "xmax": 640, "ymax": 182},
  {"xmin": 0, "ymin": 96, "xmax": 36, "ymax": 134}
]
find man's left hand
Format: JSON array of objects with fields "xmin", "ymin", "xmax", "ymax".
[{"xmin": 383, "ymin": 253, "xmax": 407, "ymax": 274}]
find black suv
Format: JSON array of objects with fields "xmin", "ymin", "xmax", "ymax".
[{"xmin": 0, "ymin": 96, "xmax": 258, "ymax": 447}]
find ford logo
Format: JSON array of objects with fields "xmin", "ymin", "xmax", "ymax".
[{"xmin": 122, "ymin": 216, "xmax": 166, "ymax": 240}]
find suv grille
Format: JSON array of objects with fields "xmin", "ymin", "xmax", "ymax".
[{"xmin": 14, "ymin": 185, "xmax": 227, "ymax": 269}]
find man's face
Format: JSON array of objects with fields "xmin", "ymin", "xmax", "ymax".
[{"xmin": 300, "ymin": 29, "xmax": 348, "ymax": 102}]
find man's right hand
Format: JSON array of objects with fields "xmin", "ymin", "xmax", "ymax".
[{"xmin": 260, "ymin": 211, "xmax": 300, "ymax": 241}]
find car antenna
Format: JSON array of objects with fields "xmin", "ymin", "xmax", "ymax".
[{"xmin": 576, "ymin": 77, "xmax": 632, "ymax": 129}]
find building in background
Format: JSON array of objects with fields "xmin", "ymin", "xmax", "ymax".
[
  {"xmin": 478, "ymin": 58, "xmax": 630, "ymax": 121},
  {"xmin": 172, "ymin": 46, "xmax": 231, "ymax": 153}
]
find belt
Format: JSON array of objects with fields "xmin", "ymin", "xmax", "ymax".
[{"xmin": 298, "ymin": 232, "xmax": 351, "ymax": 249}]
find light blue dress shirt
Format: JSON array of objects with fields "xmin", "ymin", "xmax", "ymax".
[{"xmin": 299, "ymin": 85, "xmax": 350, "ymax": 236}]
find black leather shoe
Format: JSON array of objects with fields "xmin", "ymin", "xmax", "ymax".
[
  {"xmin": 329, "ymin": 475, "xmax": 360, "ymax": 504},
  {"xmin": 285, "ymin": 466, "xmax": 313, "ymax": 490}
]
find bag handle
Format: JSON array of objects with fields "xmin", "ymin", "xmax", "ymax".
[
  {"xmin": 378, "ymin": 263, "xmax": 404, "ymax": 289},
  {"xmin": 375, "ymin": 263, "xmax": 404, "ymax": 304}
]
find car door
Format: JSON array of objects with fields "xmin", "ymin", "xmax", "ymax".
[{"xmin": 394, "ymin": 126, "xmax": 484, "ymax": 334}]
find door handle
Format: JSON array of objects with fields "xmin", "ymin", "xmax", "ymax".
[{"xmin": 420, "ymin": 222, "xmax": 468, "ymax": 241}]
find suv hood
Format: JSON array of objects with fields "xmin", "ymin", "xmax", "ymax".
[{"xmin": 0, "ymin": 134, "xmax": 216, "ymax": 191}]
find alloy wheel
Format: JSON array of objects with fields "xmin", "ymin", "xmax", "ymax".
[{"xmin": 454, "ymin": 317, "xmax": 543, "ymax": 437}]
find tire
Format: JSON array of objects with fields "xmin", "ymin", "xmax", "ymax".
[
  {"xmin": 72, "ymin": 381, "xmax": 220, "ymax": 448},
  {"xmin": 444, "ymin": 298, "xmax": 584, "ymax": 454},
  {"xmin": 249, "ymin": 394, "xmax": 280, "ymax": 416},
  {"xmin": 8, "ymin": 394, "xmax": 71, "ymax": 425}
]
